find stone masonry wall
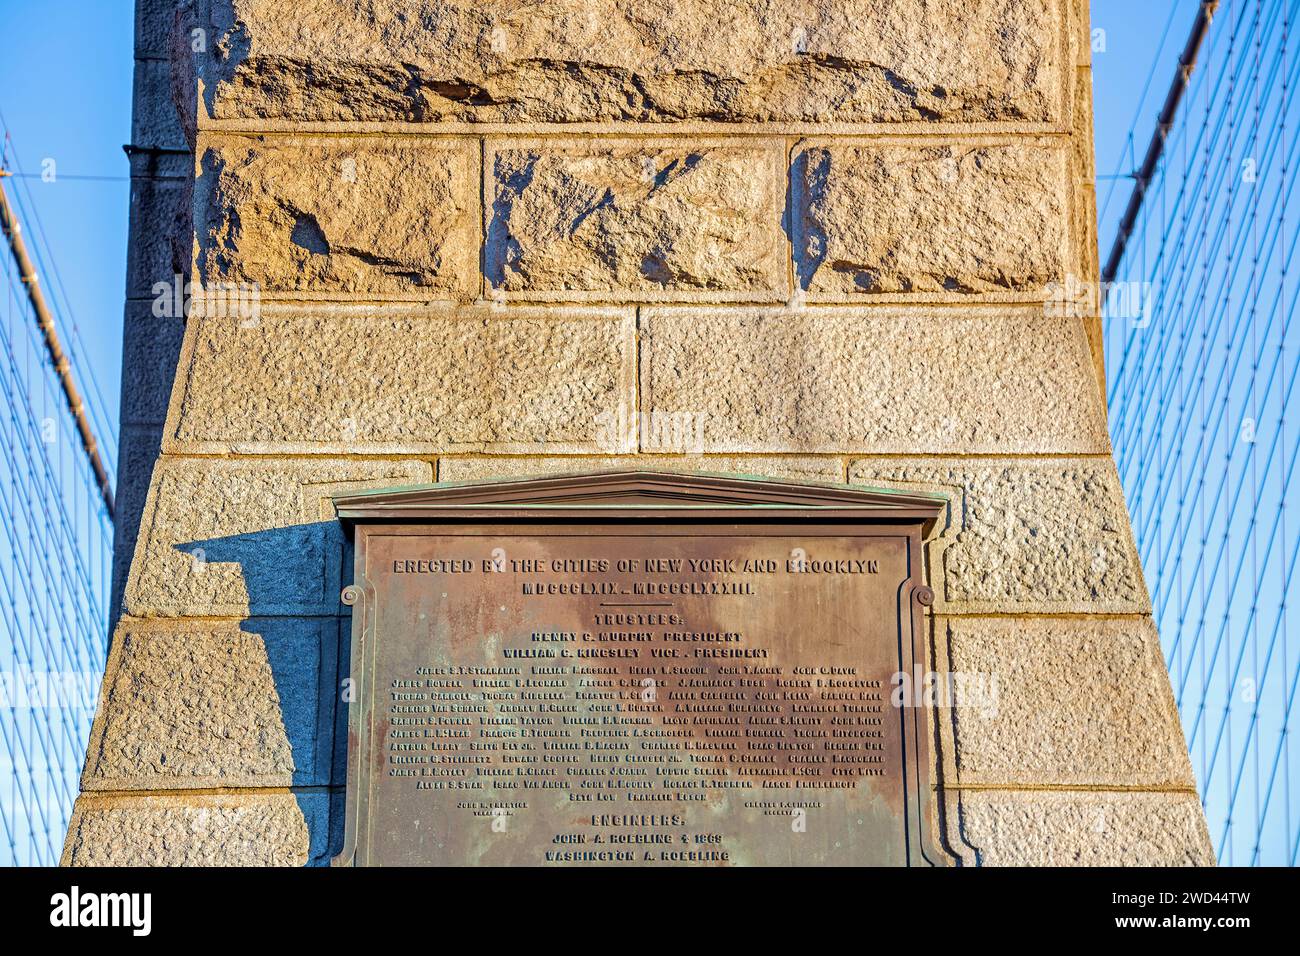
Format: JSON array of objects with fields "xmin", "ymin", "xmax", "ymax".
[{"xmin": 65, "ymin": 0, "xmax": 1214, "ymax": 865}]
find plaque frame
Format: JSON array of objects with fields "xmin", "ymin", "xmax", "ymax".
[{"xmin": 331, "ymin": 471, "xmax": 950, "ymax": 867}]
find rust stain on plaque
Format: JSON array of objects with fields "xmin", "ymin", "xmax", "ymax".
[{"xmin": 331, "ymin": 472, "xmax": 950, "ymax": 867}]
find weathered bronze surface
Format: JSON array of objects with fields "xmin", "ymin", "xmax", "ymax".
[{"xmin": 333, "ymin": 472, "xmax": 949, "ymax": 866}]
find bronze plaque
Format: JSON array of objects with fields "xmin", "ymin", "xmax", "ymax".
[{"xmin": 333, "ymin": 472, "xmax": 949, "ymax": 866}]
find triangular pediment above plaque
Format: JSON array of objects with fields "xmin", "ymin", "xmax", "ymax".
[{"xmin": 333, "ymin": 470, "xmax": 946, "ymax": 526}]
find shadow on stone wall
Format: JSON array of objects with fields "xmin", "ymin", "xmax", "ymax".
[{"xmin": 176, "ymin": 522, "xmax": 351, "ymax": 866}]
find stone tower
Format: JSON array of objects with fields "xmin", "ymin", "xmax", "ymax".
[{"xmin": 64, "ymin": 0, "xmax": 1214, "ymax": 865}]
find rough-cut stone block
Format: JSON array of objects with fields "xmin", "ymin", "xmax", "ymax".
[
  {"xmin": 195, "ymin": 136, "xmax": 478, "ymax": 298},
  {"xmin": 794, "ymin": 141, "xmax": 1068, "ymax": 295},
  {"xmin": 1071, "ymin": 0, "xmax": 1092, "ymax": 68},
  {"xmin": 849, "ymin": 458, "xmax": 1144, "ymax": 612},
  {"xmin": 953, "ymin": 791, "xmax": 1215, "ymax": 866},
  {"xmin": 438, "ymin": 455, "xmax": 845, "ymax": 484},
  {"xmin": 136, "ymin": 0, "xmax": 184, "ymax": 60},
  {"xmin": 62, "ymin": 791, "xmax": 330, "ymax": 866},
  {"xmin": 127, "ymin": 174, "xmax": 189, "ymax": 299},
  {"xmin": 486, "ymin": 140, "xmax": 786, "ymax": 300},
  {"xmin": 640, "ymin": 307, "xmax": 1109, "ymax": 453},
  {"xmin": 162, "ymin": 305, "xmax": 635, "ymax": 453},
  {"xmin": 1074, "ymin": 180, "xmax": 1099, "ymax": 291},
  {"xmin": 1072, "ymin": 66, "xmax": 1096, "ymax": 183},
  {"xmin": 82, "ymin": 618, "xmax": 338, "ymax": 790},
  {"xmin": 200, "ymin": 0, "xmax": 1064, "ymax": 126},
  {"xmin": 111, "ymin": 424, "xmax": 164, "ymax": 619},
  {"xmin": 133, "ymin": 58, "xmax": 188, "ymax": 151},
  {"xmin": 120, "ymin": 305, "xmax": 185, "ymax": 427},
  {"xmin": 934, "ymin": 617, "xmax": 1192, "ymax": 787},
  {"xmin": 124, "ymin": 458, "xmax": 431, "ymax": 617}
]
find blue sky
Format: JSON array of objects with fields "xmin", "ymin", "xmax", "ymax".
[
  {"xmin": 0, "ymin": 0, "xmax": 132, "ymax": 449},
  {"xmin": 0, "ymin": 0, "xmax": 1194, "ymax": 457},
  {"xmin": 1091, "ymin": 2, "xmax": 1201, "ymax": 255}
]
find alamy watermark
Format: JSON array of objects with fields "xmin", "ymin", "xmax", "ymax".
[
  {"xmin": 0, "ymin": 669, "xmax": 99, "ymax": 712},
  {"xmin": 152, "ymin": 274, "xmax": 262, "ymax": 326},
  {"xmin": 1045, "ymin": 273, "xmax": 1153, "ymax": 325},
  {"xmin": 891, "ymin": 668, "xmax": 1000, "ymax": 718},
  {"xmin": 595, "ymin": 405, "xmax": 708, "ymax": 453},
  {"xmin": 50, "ymin": 887, "xmax": 151, "ymax": 936}
]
